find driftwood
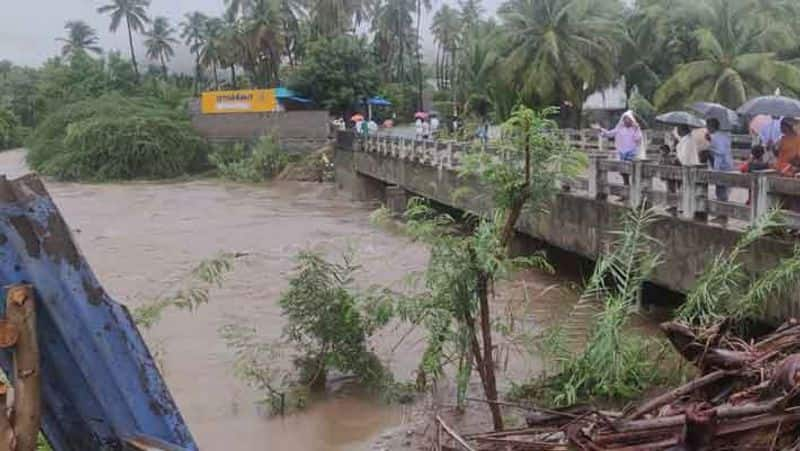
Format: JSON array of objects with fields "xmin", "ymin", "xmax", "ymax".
[
  {"xmin": 440, "ymin": 318, "xmax": 800, "ymax": 450},
  {"xmin": 3, "ymin": 285, "xmax": 41, "ymax": 451}
]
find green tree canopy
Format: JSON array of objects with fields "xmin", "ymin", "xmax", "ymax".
[
  {"xmin": 57, "ymin": 21, "xmax": 103, "ymax": 58},
  {"xmin": 498, "ymin": 0, "xmax": 623, "ymax": 123},
  {"xmin": 654, "ymin": 0, "xmax": 800, "ymax": 109},
  {"xmin": 289, "ymin": 36, "xmax": 379, "ymax": 114}
]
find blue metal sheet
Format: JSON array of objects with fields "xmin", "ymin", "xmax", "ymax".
[{"xmin": 0, "ymin": 174, "xmax": 196, "ymax": 450}]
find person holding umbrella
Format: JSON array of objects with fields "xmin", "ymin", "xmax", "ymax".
[{"xmin": 595, "ymin": 111, "xmax": 642, "ymax": 186}]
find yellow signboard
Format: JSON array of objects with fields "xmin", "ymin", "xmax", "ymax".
[{"xmin": 201, "ymin": 89, "xmax": 278, "ymax": 114}]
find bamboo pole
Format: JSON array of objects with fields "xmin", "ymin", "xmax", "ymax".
[{"xmin": 6, "ymin": 284, "xmax": 40, "ymax": 451}]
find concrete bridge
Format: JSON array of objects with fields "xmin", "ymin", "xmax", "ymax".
[{"xmin": 334, "ymin": 131, "xmax": 800, "ymax": 319}]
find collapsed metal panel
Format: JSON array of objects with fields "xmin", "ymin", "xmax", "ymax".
[{"xmin": 0, "ymin": 175, "xmax": 196, "ymax": 450}]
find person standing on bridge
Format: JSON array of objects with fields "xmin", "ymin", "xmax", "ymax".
[
  {"xmin": 596, "ymin": 110, "xmax": 642, "ymax": 186},
  {"xmin": 706, "ymin": 118, "xmax": 733, "ymax": 224}
]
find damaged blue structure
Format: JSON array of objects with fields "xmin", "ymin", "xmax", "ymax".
[{"xmin": 0, "ymin": 174, "xmax": 196, "ymax": 450}]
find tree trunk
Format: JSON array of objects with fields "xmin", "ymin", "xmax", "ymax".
[
  {"xmin": 126, "ymin": 18, "xmax": 139, "ymax": 80},
  {"xmin": 160, "ymin": 54, "xmax": 168, "ymax": 80},
  {"xmin": 213, "ymin": 62, "xmax": 219, "ymax": 90},
  {"xmin": 194, "ymin": 50, "xmax": 202, "ymax": 95},
  {"xmin": 230, "ymin": 65, "xmax": 237, "ymax": 89},
  {"xmin": 416, "ymin": 0, "xmax": 424, "ymax": 111},
  {"xmin": 477, "ymin": 272, "xmax": 503, "ymax": 431},
  {"xmin": 435, "ymin": 46, "xmax": 441, "ymax": 90}
]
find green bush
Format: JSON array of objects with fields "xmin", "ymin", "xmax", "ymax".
[
  {"xmin": 210, "ymin": 135, "xmax": 289, "ymax": 182},
  {"xmin": 27, "ymin": 94, "xmax": 207, "ymax": 181},
  {"xmin": 0, "ymin": 108, "xmax": 21, "ymax": 150}
]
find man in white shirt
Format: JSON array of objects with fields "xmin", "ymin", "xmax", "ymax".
[{"xmin": 675, "ymin": 124, "xmax": 700, "ymax": 166}]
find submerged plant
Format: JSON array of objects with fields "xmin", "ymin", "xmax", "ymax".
[
  {"xmin": 133, "ymin": 252, "xmax": 236, "ymax": 329},
  {"xmin": 520, "ymin": 206, "xmax": 666, "ymax": 407},
  {"xmin": 676, "ymin": 207, "xmax": 791, "ymax": 326},
  {"xmin": 210, "ymin": 135, "xmax": 290, "ymax": 182},
  {"xmin": 220, "ymin": 250, "xmax": 400, "ymax": 414}
]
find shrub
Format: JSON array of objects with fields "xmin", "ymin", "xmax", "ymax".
[
  {"xmin": 0, "ymin": 108, "xmax": 21, "ymax": 150},
  {"xmin": 27, "ymin": 94, "xmax": 207, "ymax": 181},
  {"xmin": 210, "ymin": 135, "xmax": 289, "ymax": 182}
]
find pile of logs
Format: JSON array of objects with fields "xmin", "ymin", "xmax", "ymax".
[{"xmin": 441, "ymin": 319, "xmax": 800, "ymax": 451}]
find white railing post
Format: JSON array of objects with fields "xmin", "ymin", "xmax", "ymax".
[
  {"xmin": 680, "ymin": 165, "xmax": 708, "ymax": 221},
  {"xmin": 629, "ymin": 159, "xmax": 650, "ymax": 207},
  {"xmin": 680, "ymin": 165, "xmax": 698, "ymax": 221},
  {"xmin": 751, "ymin": 170, "xmax": 773, "ymax": 223},
  {"xmin": 588, "ymin": 153, "xmax": 607, "ymax": 199}
]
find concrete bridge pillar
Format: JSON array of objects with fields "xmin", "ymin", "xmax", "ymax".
[{"xmin": 386, "ymin": 185, "xmax": 411, "ymax": 217}]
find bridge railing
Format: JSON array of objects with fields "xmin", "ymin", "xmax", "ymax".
[{"xmin": 351, "ymin": 132, "xmax": 800, "ymax": 230}]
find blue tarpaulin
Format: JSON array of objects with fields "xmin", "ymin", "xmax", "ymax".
[
  {"xmin": 275, "ymin": 87, "xmax": 312, "ymax": 104},
  {"xmin": 368, "ymin": 96, "xmax": 392, "ymax": 106},
  {"xmin": 0, "ymin": 174, "xmax": 196, "ymax": 450}
]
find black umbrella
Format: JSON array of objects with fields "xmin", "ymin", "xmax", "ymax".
[
  {"xmin": 737, "ymin": 95, "xmax": 800, "ymax": 117},
  {"xmin": 655, "ymin": 111, "xmax": 705, "ymax": 128},
  {"xmin": 690, "ymin": 102, "xmax": 740, "ymax": 130}
]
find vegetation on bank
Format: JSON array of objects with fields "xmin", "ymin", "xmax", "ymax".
[{"xmin": 28, "ymin": 94, "xmax": 206, "ymax": 181}]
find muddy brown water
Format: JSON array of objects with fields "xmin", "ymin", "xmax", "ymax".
[{"xmin": 0, "ymin": 149, "xmax": 653, "ymax": 450}]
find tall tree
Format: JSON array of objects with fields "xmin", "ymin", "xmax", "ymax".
[
  {"xmin": 241, "ymin": 0, "xmax": 284, "ymax": 87},
  {"xmin": 654, "ymin": 0, "xmax": 800, "ymax": 109},
  {"xmin": 219, "ymin": 12, "xmax": 243, "ymax": 88},
  {"xmin": 200, "ymin": 18, "xmax": 225, "ymax": 89},
  {"xmin": 458, "ymin": 0, "xmax": 483, "ymax": 35},
  {"xmin": 431, "ymin": 4, "xmax": 461, "ymax": 89},
  {"xmin": 498, "ymin": 0, "xmax": 623, "ymax": 126},
  {"xmin": 415, "ymin": 0, "xmax": 433, "ymax": 110},
  {"xmin": 143, "ymin": 17, "xmax": 178, "ymax": 79},
  {"xmin": 57, "ymin": 21, "xmax": 103, "ymax": 58},
  {"xmin": 308, "ymin": 0, "xmax": 370, "ymax": 38},
  {"xmin": 181, "ymin": 12, "xmax": 209, "ymax": 93},
  {"xmin": 97, "ymin": 0, "xmax": 150, "ymax": 78},
  {"xmin": 372, "ymin": 0, "xmax": 415, "ymax": 82}
]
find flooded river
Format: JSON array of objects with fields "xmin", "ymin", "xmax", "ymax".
[{"xmin": 0, "ymin": 149, "xmax": 595, "ymax": 450}]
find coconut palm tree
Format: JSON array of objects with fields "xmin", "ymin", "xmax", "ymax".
[
  {"xmin": 181, "ymin": 11, "xmax": 209, "ymax": 92},
  {"xmin": 431, "ymin": 4, "xmax": 461, "ymax": 89},
  {"xmin": 458, "ymin": 0, "xmax": 483, "ymax": 34},
  {"xmin": 371, "ymin": 0, "xmax": 415, "ymax": 82},
  {"xmin": 200, "ymin": 18, "xmax": 225, "ymax": 89},
  {"xmin": 414, "ymin": 0, "xmax": 433, "ymax": 110},
  {"xmin": 143, "ymin": 17, "xmax": 178, "ymax": 79},
  {"xmin": 498, "ymin": 0, "xmax": 623, "ymax": 125},
  {"xmin": 97, "ymin": 0, "xmax": 150, "ymax": 78},
  {"xmin": 241, "ymin": 0, "xmax": 284, "ymax": 87},
  {"xmin": 654, "ymin": 0, "xmax": 800, "ymax": 109},
  {"xmin": 57, "ymin": 21, "xmax": 103, "ymax": 58},
  {"xmin": 308, "ymin": 0, "xmax": 370, "ymax": 38}
]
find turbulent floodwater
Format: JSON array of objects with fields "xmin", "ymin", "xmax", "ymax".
[{"xmin": 0, "ymin": 149, "xmax": 589, "ymax": 450}]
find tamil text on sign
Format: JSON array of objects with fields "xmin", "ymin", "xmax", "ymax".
[{"xmin": 201, "ymin": 89, "xmax": 278, "ymax": 114}]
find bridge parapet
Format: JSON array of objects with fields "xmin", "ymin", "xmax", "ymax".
[{"xmin": 350, "ymin": 131, "xmax": 800, "ymax": 231}]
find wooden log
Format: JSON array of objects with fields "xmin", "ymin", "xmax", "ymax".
[
  {"xmin": 0, "ymin": 383, "xmax": 14, "ymax": 451},
  {"xmin": 6, "ymin": 284, "xmax": 40, "ymax": 451},
  {"xmin": 436, "ymin": 416, "xmax": 475, "ymax": 451},
  {"xmin": 626, "ymin": 370, "xmax": 731, "ymax": 420},
  {"xmin": 614, "ymin": 399, "xmax": 782, "ymax": 433}
]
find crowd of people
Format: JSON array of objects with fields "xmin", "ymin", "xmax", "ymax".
[{"xmin": 596, "ymin": 111, "xmax": 800, "ymax": 221}]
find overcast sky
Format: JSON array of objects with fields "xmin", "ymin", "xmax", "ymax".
[{"xmin": 2, "ymin": 0, "xmax": 502, "ymax": 71}]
